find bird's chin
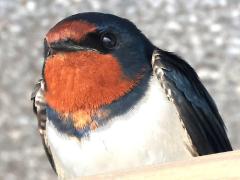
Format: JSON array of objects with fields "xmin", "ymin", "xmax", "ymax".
[{"xmin": 44, "ymin": 51, "xmax": 142, "ymax": 114}]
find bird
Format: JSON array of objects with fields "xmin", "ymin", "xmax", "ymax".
[{"xmin": 32, "ymin": 12, "xmax": 232, "ymax": 179}]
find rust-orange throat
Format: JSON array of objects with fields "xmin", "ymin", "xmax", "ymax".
[{"xmin": 44, "ymin": 51, "xmax": 140, "ymax": 114}]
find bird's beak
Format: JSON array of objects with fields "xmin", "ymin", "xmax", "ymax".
[
  {"xmin": 49, "ymin": 41, "xmax": 90, "ymax": 51},
  {"xmin": 44, "ymin": 38, "xmax": 98, "ymax": 58}
]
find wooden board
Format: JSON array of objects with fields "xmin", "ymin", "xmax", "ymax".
[{"xmin": 80, "ymin": 150, "xmax": 240, "ymax": 180}]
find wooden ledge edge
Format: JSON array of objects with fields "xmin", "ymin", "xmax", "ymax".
[{"xmin": 77, "ymin": 150, "xmax": 240, "ymax": 180}]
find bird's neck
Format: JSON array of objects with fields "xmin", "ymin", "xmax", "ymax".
[
  {"xmin": 43, "ymin": 52, "xmax": 151, "ymax": 131},
  {"xmin": 98, "ymin": 70, "xmax": 152, "ymax": 121},
  {"xmin": 45, "ymin": 70, "xmax": 152, "ymax": 137},
  {"xmin": 44, "ymin": 52, "xmax": 142, "ymax": 113}
]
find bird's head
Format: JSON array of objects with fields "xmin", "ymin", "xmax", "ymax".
[{"xmin": 43, "ymin": 12, "xmax": 154, "ymax": 114}]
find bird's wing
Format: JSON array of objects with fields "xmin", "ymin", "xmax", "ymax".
[
  {"xmin": 31, "ymin": 79, "xmax": 56, "ymax": 173},
  {"xmin": 152, "ymin": 49, "xmax": 232, "ymax": 155}
]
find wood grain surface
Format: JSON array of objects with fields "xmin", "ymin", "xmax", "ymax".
[{"xmin": 80, "ymin": 150, "xmax": 240, "ymax": 180}]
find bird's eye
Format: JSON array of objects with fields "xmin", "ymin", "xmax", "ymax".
[{"xmin": 100, "ymin": 32, "xmax": 117, "ymax": 49}]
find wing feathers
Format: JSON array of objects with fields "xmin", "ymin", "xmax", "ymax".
[{"xmin": 152, "ymin": 49, "xmax": 232, "ymax": 155}]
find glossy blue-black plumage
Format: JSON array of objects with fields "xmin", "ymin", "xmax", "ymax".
[{"xmin": 153, "ymin": 49, "xmax": 232, "ymax": 154}]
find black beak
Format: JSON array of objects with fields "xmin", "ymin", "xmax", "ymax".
[{"xmin": 44, "ymin": 39, "xmax": 98, "ymax": 58}]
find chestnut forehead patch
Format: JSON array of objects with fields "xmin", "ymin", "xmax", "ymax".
[{"xmin": 46, "ymin": 20, "xmax": 96, "ymax": 43}]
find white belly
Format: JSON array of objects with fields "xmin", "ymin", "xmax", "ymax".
[{"xmin": 46, "ymin": 76, "xmax": 193, "ymax": 179}]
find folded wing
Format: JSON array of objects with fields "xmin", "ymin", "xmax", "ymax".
[{"xmin": 152, "ymin": 49, "xmax": 232, "ymax": 155}]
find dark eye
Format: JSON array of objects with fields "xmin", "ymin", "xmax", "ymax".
[{"xmin": 101, "ymin": 32, "xmax": 117, "ymax": 49}]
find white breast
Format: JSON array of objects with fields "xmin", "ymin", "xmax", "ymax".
[{"xmin": 46, "ymin": 75, "xmax": 193, "ymax": 179}]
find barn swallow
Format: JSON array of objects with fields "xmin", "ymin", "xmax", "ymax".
[{"xmin": 32, "ymin": 12, "xmax": 232, "ymax": 179}]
